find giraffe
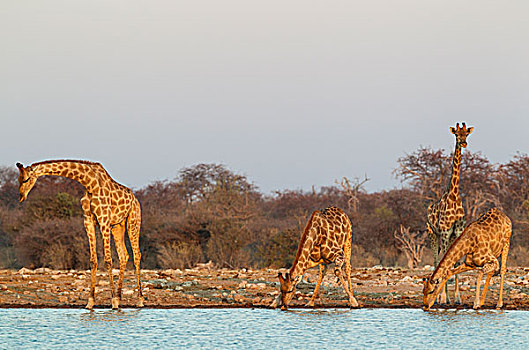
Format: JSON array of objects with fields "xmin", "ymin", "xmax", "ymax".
[
  {"xmin": 16, "ymin": 160, "xmax": 144, "ymax": 310},
  {"xmin": 426, "ymin": 122, "xmax": 473, "ymax": 304},
  {"xmin": 271, "ymin": 206, "xmax": 358, "ymax": 310},
  {"xmin": 423, "ymin": 207, "xmax": 512, "ymax": 311}
]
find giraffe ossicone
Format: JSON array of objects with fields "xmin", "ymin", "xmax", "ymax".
[{"xmin": 17, "ymin": 159, "xmax": 144, "ymax": 309}]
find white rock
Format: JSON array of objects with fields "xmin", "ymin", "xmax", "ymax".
[
  {"xmin": 17, "ymin": 267, "xmax": 33, "ymax": 275},
  {"xmin": 35, "ymin": 267, "xmax": 51, "ymax": 273}
]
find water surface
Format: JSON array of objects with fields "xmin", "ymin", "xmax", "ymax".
[{"xmin": 1, "ymin": 308, "xmax": 528, "ymax": 349}]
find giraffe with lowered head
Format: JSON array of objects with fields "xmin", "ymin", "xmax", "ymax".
[
  {"xmin": 272, "ymin": 206, "xmax": 358, "ymax": 310},
  {"xmin": 16, "ymin": 160, "xmax": 143, "ymax": 309},
  {"xmin": 423, "ymin": 207, "xmax": 512, "ymax": 310},
  {"xmin": 427, "ymin": 122, "xmax": 473, "ymax": 304}
]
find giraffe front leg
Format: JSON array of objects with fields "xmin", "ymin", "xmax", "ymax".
[
  {"xmin": 82, "ymin": 197, "xmax": 97, "ymax": 310},
  {"xmin": 427, "ymin": 224, "xmax": 439, "ymax": 267},
  {"xmin": 497, "ymin": 242, "xmax": 510, "ymax": 309},
  {"xmin": 473, "ymin": 271, "xmax": 484, "ymax": 309},
  {"xmin": 111, "ymin": 221, "xmax": 129, "ymax": 308},
  {"xmin": 477, "ymin": 256, "xmax": 500, "ymax": 309},
  {"xmin": 452, "ymin": 219, "xmax": 465, "ymax": 305},
  {"xmin": 479, "ymin": 273, "xmax": 493, "ymax": 308},
  {"xmin": 306, "ymin": 264, "xmax": 327, "ymax": 307},
  {"xmin": 438, "ymin": 230, "xmax": 453, "ymax": 305},
  {"xmin": 334, "ymin": 255, "xmax": 358, "ymax": 308},
  {"xmin": 100, "ymin": 222, "xmax": 119, "ymax": 309},
  {"xmin": 454, "ymin": 274, "xmax": 462, "ymax": 304},
  {"xmin": 127, "ymin": 202, "xmax": 144, "ymax": 308}
]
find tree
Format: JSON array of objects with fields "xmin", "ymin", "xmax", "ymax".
[
  {"xmin": 394, "ymin": 225, "xmax": 428, "ymax": 269},
  {"xmin": 394, "ymin": 147, "xmax": 449, "ymax": 201}
]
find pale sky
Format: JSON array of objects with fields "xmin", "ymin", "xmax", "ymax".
[{"xmin": 1, "ymin": 1, "xmax": 528, "ymax": 193}]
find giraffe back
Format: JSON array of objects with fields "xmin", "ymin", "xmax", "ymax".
[
  {"xmin": 306, "ymin": 206, "xmax": 352, "ymax": 264},
  {"xmin": 88, "ymin": 163, "xmax": 137, "ymax": 226},
  {"xmin": 464, "ymin": 208, "xmax": 512, "ymax": 260}
]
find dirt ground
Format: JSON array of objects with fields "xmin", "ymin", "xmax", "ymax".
[{"xmin": 2, "ymin": 264, "xmax": 529, "ymax": 310}]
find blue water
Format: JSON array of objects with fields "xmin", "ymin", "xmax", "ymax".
[{"xmin": 1, "ymin": 308, "xmax": 528, "ymax": 349}]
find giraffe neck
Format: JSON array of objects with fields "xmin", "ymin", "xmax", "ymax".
[
  {"xmin": 289, "ymin": 250, "xmax": 310, "ymax": 280},
  {"xmin": 289, "ymin": 212, "xmax": 318, "ymax": 279},
  {"xmin": 430, "ymin": 234, "xmax": 469, "ymax": 282},
  {"xmin": 32, "ymin": 160, "xmax": 99, "ymax": 193},
  {"xmin": 447, "ymin": 142, "xmax": 462, "ymax": 196}
]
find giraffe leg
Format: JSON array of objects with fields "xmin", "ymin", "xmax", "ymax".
[
  {"xmin": 306, "ymin": 264, "xmax": 327, "ymax": 307},
  {"xmin": 127, "ymin": 199, "xmax": 144, "ymax": 307},
  {"xmin": 497, "ymin": 241, "xmax": 510, "ymax": 309},
  {"xmin": 427, "ymin": 224, "xmax": 439, "ymax": 267},
  {"xmin": 81, "ymin": 195, "xmax": 97, "ymax": 310},
  {"xmin": 344, "ymin": 239, "xmax": 358, "ymax": 306},
  {"xmin": 439, "ymin": 230, "xmax": 453, "ymax": 304},
  {"xmin": 479, "ymin": 273, "xmax": 493, "ymax": 308},
  {"xmin": 452, "ymin": 219, "xmax": 466, "ymax": 305},
  {"xmin": 111, "ymin": 221, "xmax": 128, "ymax": 307},
  {"xmin": 473, "ymin": 270, "xmax": 484, "ymax": 309},
  {"xmin": 100, "ymin": 221, "xmax": 118, "ymax": 309},
  {"xmin": 334, "ymin": 254, "xmax": 358, "ymax": 308},
  {"xmin": 477, "ymin": 255, "xmax": 500, "ymax": 308}
]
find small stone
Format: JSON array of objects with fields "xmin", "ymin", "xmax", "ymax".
[
  {"xmin": 35, "ymin": 267, "xmax": 51, "ymax": 273},
  {"xmin": 17, "ymin": 267, "xmax": 33, "ymax": 275}
]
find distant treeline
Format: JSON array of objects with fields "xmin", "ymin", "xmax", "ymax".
[{"xmin": 1, "ymin": 148, "xmax": 529, "ymax": 270}]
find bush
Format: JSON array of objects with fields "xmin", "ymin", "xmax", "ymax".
[{"xmin": 157, "ymin": 241, "xmax": 203, "ymax": 269}]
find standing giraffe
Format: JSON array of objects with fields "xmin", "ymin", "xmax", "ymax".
[
  {"xmin": 272, "ymin": 206, "xmax": 358, "ymax": 310},
  {"xmin": 16, "ymin": 160, "xmax": 143, "ymax": 309},
  {"xmin": 427, "ymin": 122, "xmax": 473, "ymax": 304},
  {"xmin": 423, "ymin": 208, "xmax": 512, "ymax": 311}
]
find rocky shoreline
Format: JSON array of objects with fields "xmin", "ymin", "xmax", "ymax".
[{"xmin": 2, "ymin": 265, "xmax": 529, "ymax": 310}]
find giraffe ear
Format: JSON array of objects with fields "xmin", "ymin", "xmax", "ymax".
[
  {"xmin": 450, "ymin": 127, "xmax": 456, "ymax": 134},
  {"xmin": 467, "ymin": 127, "xmax": 474, "ymax": 135}
]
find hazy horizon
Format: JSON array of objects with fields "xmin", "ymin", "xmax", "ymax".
[{"xmin": 2, "ymin": 1, "xmax": 528, "ymax": 193}]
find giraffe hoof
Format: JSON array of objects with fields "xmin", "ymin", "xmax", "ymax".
[
  {"xmin": 85, "ymin": 297, "xmax": 95, "ymax": 310},
  {"xmin": 473, "ymin": 303, "xmax": 480, "ymax": 310},
  {"xmin": 111, "ymin": 297, "xmax": 120, "ymax": 310},
  {"xmin": 305, "ymin": 301, "xmax": 315, "ymax": 307},
  {"xmin": 137, "ymin": 297, "xmax": 144, "ymax": 308},
  {"xmin": 350, "ymin": 298, "xmax": 359, "ymax": 308},
  {"xmin": 496, "ymin": 303, "xmax": 503, "ymax": 309}
]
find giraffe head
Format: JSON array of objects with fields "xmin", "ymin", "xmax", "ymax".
[
  {"xmin": 422, "ymin": 276, "xmax": 441, "ymax": 311},
  {"xmin": 16, "ymin": 162, "xmax": 38, "ymax": 202},
  {"xmin": 450, "ymin": 122, "xmax": 473, "ymax": 148},
  {"xmin": 277, "ymin": 272, "xmax": 300, "ymax": 310}
]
